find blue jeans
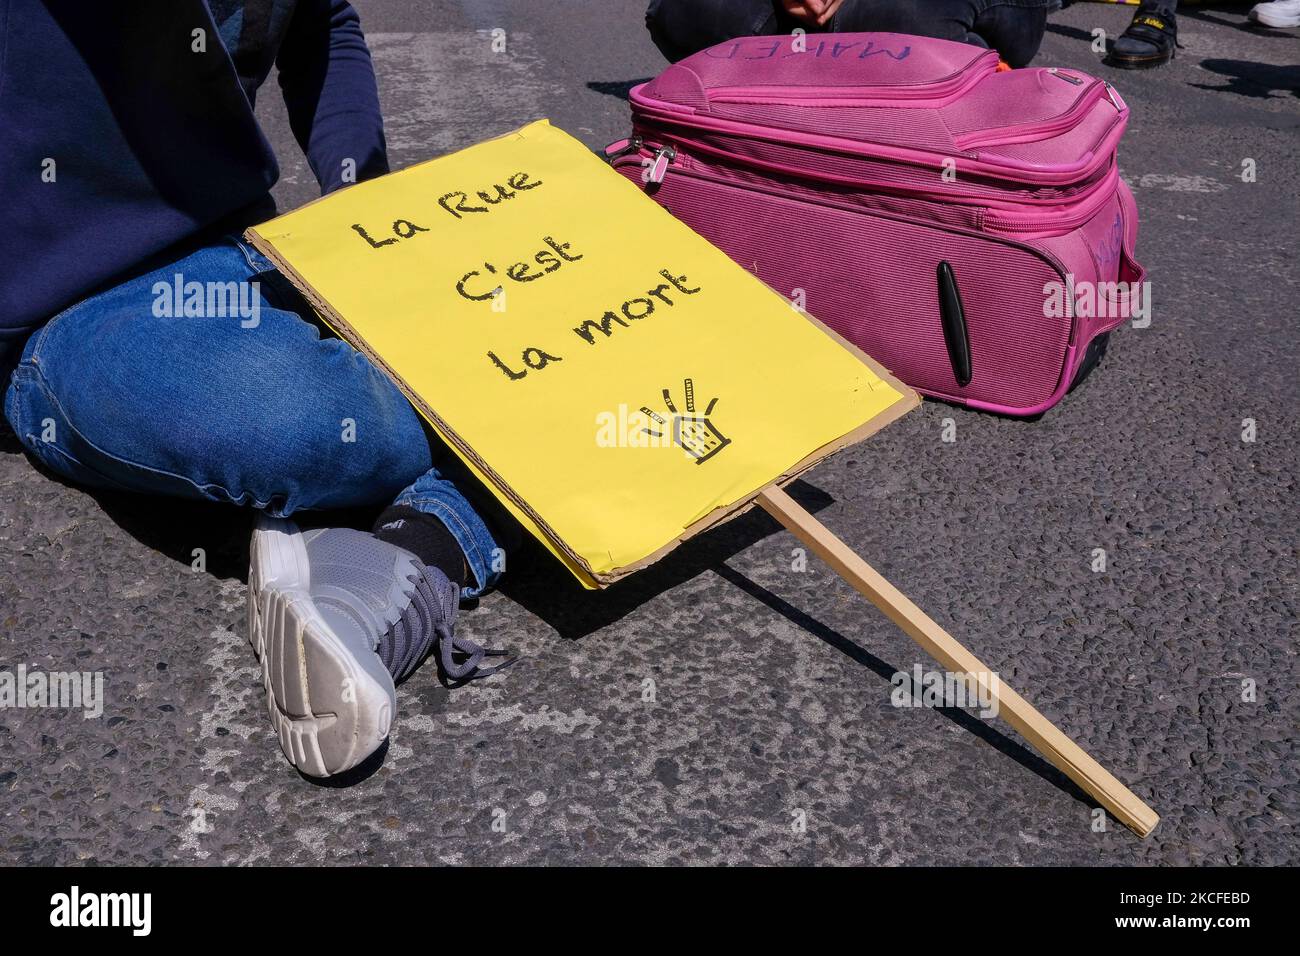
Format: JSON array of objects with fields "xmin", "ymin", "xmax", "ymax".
[
  {"xmin": 2, "ymin": 237, "xmax": 510, "ymax": 597},
  {"xmin": 647, "ymin": 0, "xmax": 1050, "ymax": 68}
]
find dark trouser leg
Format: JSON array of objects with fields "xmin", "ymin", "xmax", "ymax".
[
  {"xmin": 644, "ymin": 0, "xmax": 1050, "ymax": 69},
  {"xmin": 830, "ymin": 0, "xmax": 1049, "ymax": 68},
  {"xmin": 645, "ymin": 0, "xmax": 781, "ymax": 61}
]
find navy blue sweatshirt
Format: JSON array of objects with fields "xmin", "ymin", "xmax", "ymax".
[{"xmin": 0, "ymin": 0, "xmax": 388, "ymax": 356}]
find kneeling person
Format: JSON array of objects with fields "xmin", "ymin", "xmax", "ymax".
[{"xmin": 1, "ymin": 0, "xmax": 513, "ymax": 778}]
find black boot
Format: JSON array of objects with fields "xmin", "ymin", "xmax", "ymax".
[{"xmin": 1108, "ymin": 3, "xmax": 1178, "ymax": 69}]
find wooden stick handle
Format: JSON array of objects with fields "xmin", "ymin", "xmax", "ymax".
[{"xmin": 756, "ymin": 485, "xmax": 1159, "ymax": 838}]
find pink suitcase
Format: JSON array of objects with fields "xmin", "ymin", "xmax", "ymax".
[{"xmin": 608, "ymin": 33, "xmax": 1145, "ymax": 416}]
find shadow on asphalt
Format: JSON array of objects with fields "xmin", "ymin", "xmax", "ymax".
[
  {"xmin": 1193, "ymin": 59, "xmax": 1300, "ymax": 97},
  {"xmin": 497, "ymin": 477, "xmax": 834, "ymax": 639},
  {"xmin": 1044, "ymin": 20, "xmax": 1094, "ymax": 44},
  {"xmin": 0, "ymin": 422, "xmax": 22, "ymax": 455},
  {"xmin": 2, "ymin": 435, "xmax": 292, "ymax": 584},
  {"xmin": 93, "ymin": 495, "xmax": 256, "ymax": 581},
  {"xmin": 711, "ymin": 563, "xmax": 1096, "ymax": 814},
  {"xmin": 302, "ymin": 739, "xmax": 389, "ymax": 787},
  {"xmin": 1181, "ymin": 4, "xmax": 1300, "ymax": 35},
  {"xmin": 499, "ymin": 475, "xmax": 1095, "ymax": 813},
  {"xmin": 586, "ymin": 78, "xmax": 653, "ymax": 101}
]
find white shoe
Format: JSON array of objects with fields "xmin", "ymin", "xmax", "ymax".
[
  {"xmin": 247, "ymin": 513, "xmax": 511, "ymax": 777},
  {"xmin": 247, "ymin": 516, "xmax": 404, "ymax": 777},
  {"xmin": 1249, "ymin": 0, "xmax": 1300, "ymax": 27}
]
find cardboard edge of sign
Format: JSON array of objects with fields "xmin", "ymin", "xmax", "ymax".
[{"xmin": 244, "ymin": 227, "xmax": 921, "ymax": 589}]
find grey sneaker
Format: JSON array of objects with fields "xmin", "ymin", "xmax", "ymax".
[
  {"xmin": 248, "ymin": 515, "xmax": 514, "ymax": 777},
  {"xmin": 247, "ymin": 517, "xmax": 406, "ymax": 776}
]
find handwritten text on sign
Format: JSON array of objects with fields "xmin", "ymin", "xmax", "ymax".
[{"xmin": 349, "ymin": 171, "xmax": 702, "ymax": 383}]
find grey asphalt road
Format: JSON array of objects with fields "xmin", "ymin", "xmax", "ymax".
[{"xmin": 1, "ymin": 1, "xmax": 1297, "ymax": 865}]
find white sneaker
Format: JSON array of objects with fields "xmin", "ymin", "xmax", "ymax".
[
  {"xmin": 1249, "ymin": 0, "xmax": 1300, "ymax": 27},
  {"xmin": 247, "ymin": 516, "xmax": 405, "ymax": 777},
  {"xmin": 247, "ymin": 514, "xmax": 511, "ymax": 777}
]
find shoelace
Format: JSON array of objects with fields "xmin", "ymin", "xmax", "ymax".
[
  {"xmin": 438, "ymin": 631, "xmax": 515, "ymax": 683},
  {"xmin": 383, "ymin": 565, "xmax": 515, "ymax": 684}
]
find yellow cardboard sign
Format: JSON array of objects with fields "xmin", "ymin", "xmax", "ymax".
[{"xmin": 248, "ymin": 120, "xmax": 916, "ymax": 587}]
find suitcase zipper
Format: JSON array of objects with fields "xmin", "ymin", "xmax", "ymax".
[
  {"xmin": 981, "ymin": 182, "xmax": 1116, "ymax": 234},
  {"xmin": 954, "ymin": 80, "xmax": 1118, "ymax": 151},
  {"xmin": 604, "ymin": 137, "xmax": 679, "ymax": 184},
  {"xmin": 603, "ymin": 135, "xmax": 643, "ymax": 161},
  {"xmin": 616, "ymin": 150, "xmax": 1074, "ymax": 281},
  {"xmin": 628, "ymin": 128, "xmax": 1112, "ymax": 218},
  {"xmin": 630, "ymin": 102, "xmax": 1117, "ymax": 187},
  {"xmin": 646, "ymin": 145, "xmax": 677, "ymax": 185}
]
